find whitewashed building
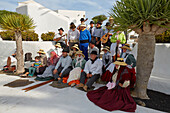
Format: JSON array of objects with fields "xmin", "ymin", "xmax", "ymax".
[{"xmin": 16, "ymin": 0, "xmax": 85, "ymax": 40}]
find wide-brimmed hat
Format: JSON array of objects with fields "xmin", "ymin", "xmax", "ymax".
[
  {"xmin": 37, "ymin": 49, "xmax": 46, "ymax": 54},
  {"xmin": 113, "ymin": 58, "xmax": 127, "ymax": 66},
  {"xmin": 71, "ymin": 44, "xmax": 80, "ymax": 50},
  {"xmin": 90, "ymin": 21, "xmax": 94, "ymax": 24},
  {"xmin": 75, "ymin": 51, "xmax": 85, "ymax": 58},
  {"xmin": 105, "ymin": 22, "xmax": 111, "ymax": 26},
  {"xmin": 97, "ymin": 21, "xmax": 102, "ymax": 25},
  {"xmin": 80, "ymin": 24, "xmax": 86, "ymax": 27},
  {"xmin": 80, "ymin": 18, "xmax": 85, "ymax": 22},
  {"xmin": 62, "ymin": 47, "xmax": 69, "ymax": 53},
  {"xmin": 90, "ymin": 50, "xmax": 97, "ymax": 55},
  {"xmin": 55, "ymin": 43, "xmax": 61, "ymax": 48},
  {"xmin": 102, "ymin": 46, "xmax": 110, "ymax": 53},
  {"xmin": 58, "ymin": 28, "xmax": 64, "ymax": 32},
  {"xmin": 120, "ymin": 44, "xmax": 132, "ymax": 51}
]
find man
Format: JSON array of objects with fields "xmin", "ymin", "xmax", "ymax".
[
  {"xmin": 92, "ymin": 21, "xmax": 103, "ymax": 54},
  {"xmin": 53, "ymin": 28, "xmax": 67, "ymax": 48},
  {"xmin": 79, "ymin": 24, "xmax": 91, "ymax": 61},
  {"xmin": 77, "ymin": 18, "xmax": 88, "ymax": 31},
  {"xmin": 53, "ymin": 47, "xmax": 72, "ymax": 83},
  {"xmin": 110, "ymin": 31, "xmax": 126, "ymax": 61},
  {"xmin": 102, "ymin": 22, "xmax": 113, "ymax": 47},
  {"xmin": 88, "ymin": 21, "xmax": 95, "ymax": 36},
  {"xmin": 67, "ymin": 24, "xmax": 80, "ymax": 50},
  {"xmin": 76, "ymin": 51, "xmax": 103, "ymax": 92},
  {"xmin": 89, "ymin": 41, "xmax": 99, "ymax": 58}
]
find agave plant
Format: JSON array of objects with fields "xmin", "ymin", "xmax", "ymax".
[
  {"xmin": 0, "ymin": 13, "xmax": 36, "ymax": 74},
  {"xmin": 109, "ymin": 0, "xmax": 170, "ymax": 99},
  {"xmin": 92, "ymin": 14, "xmax": 107, "ymax": 24}
]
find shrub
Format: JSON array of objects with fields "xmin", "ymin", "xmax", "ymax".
[
  {"xmin": 41, "ymin": 32, "xmax": 55, "ymax": 41},
  {"xmin": 155, "ymin": 30, "xmax": 170, "ymax": 43},
  {"xmin": 0, "ymin": 31, "xmax": 39, "ymax": 41}
]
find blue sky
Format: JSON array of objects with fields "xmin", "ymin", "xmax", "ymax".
[{"xmin": 0, "ymin": 0, "xmax": 116, "ymax": 24}]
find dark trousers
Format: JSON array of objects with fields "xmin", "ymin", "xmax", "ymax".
[
  {"xmin": 80, "ymin": 71, "xmax": 100, "ymax": 88},
  {"xmin": 95, "ymin": 37, "xmax": 101, "ymax": 54},
  {"xmin": 53, "ymin": 66, "xmax": 72, "ymax": 80}
]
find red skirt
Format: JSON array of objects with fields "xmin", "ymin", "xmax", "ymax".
[
  {"xmin": 87, "ymin": 86, "xmax": 136, "ymax": 112},
  {"xmin": 101, "ymin": 70, "xmax": 113, "ymax": 82}
]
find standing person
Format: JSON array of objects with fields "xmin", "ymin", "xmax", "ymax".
[
  {"xmin": 102, "ymin": 22, "xmax": 113, "ymax": 47},
  {"xmin": 37, "ymin": 49, "xmax": 48, "ymax": 74},
  {"xmin": 76, "ymin": 51, "xmax": 103, "ymax": 92},
  {"xmin": 36, "ymin": 51, "xmax": 59, "ymax": 80},
  {"xmin": 79, "ymin": 24, "xmax": 91, "ymax": 61},
  {"xmin": 53, "ymin": 47, "xmax": 72, "ymax": 83},
  {"xmin": 54, "ymin": 43, "xmax": 63, "ymax": 57},
  {"xmin": 77, "ymin": 18, "xmax": 88, "ymax": 31},
  {"xmin": 92, "ymin": 21, "xmax": 103, "ymax": 54},
  {"xmin": 53, "ymin": 28, "xmax": 67, "ymax": 48},
  {"xmin": 110, "ymin": 31, "xmax": 126, "ymax": 61},
  {"xmin": 88, "ymin": 21, "xmax": 95, "ymax": 36},
  {"xmin": 87, "ymin": 58, "xmax": 136, "ymax": 112},
  {"xmin": 89, "ymin": 41, "xmax": 99, "ymax": 58},
  {"xmin": 67, "ymin": 24, "xmax": 80, "ymax": 50},
  {"xmin": 67, "ymin": 51, "xmax": 86, "ymax": 87}
]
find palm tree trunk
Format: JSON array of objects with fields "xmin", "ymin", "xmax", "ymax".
[
  {"xmin": 133, "ymin": 33, "xmax": 155, "ymax": 99},
  {"xmin": 15, "ymin": 31, "xmax": 25, "ymax": 74}
]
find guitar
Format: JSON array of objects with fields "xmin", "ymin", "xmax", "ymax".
[
  {"xmin": 53, "ymin": 33, "xmax": 67, "ymax": 42},
  {"xmin": 101, "ymin": 24, "xmax": 114, "ymax": 44}
]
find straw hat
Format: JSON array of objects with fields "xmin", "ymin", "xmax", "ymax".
[
  {"xmin": 102, "ymin": 46, "xmax": 110, "ymax": 53},
  {"xmin": 120, "ymin": 44, "xmax": 132, "ymax": 51},
  {"xmin": 71, "ymin": 44, "xmax": 80, "ymax": 50},
  {"xmin": 55, "ymin": 43, "xmax": 61, "ymax": 48},
  {"xmin": 80, "ymin": 24, "xmax": 86, "ymax": 27},
  {"xmin": 37, "ymin": 49, "xmax": 45, "ymax": 54},
  {"xmin": 113, "ymin": 58, "xmax": 127, "ymax": 66},
  {"xmin": 75, "ymin": 51, "xmax": 85, "ymax": 58}
]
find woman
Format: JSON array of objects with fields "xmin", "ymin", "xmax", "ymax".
[
  {"xmin": 36, "ymin": 51, "xmax": 59, "ymax": 81},
  {"xmin": 67, "ymin": 51, "xmax": 86, "ymax": 87},
  {"xmin": 87, "ymin": 58, "xmax": 136, "ymax": 112},
  {"xmin": 69, "ymin": 44, "xmax": 80, "ymax": 59},
  {"xmin": 37, "ymin": 49, "xmax": 48, "ymax": 74}
]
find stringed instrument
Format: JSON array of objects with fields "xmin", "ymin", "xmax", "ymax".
[
  {"xmin": 101, "ymin": 24, "xmax": 114, "ymax": 44},
  {"xmin": 53, "ymin": 33, "xmax": 67, "ymax": 42}
]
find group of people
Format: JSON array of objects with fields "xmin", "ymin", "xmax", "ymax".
[{"xmin": 2, "ymin": 18, "xmax": 137, "ymax": 112}]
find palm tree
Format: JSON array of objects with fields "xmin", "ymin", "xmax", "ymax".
[
  {"xmin": 0, "ymin": 13, "xmax": 36, "ymax": 74},
  {"xmin": 109, "ymin": 0, "xmax": 170, "ymax": 99}
]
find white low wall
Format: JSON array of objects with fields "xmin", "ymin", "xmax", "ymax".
[{"xmin": 0, "ymin": 41, "xmax": 170, "ymax": 94}]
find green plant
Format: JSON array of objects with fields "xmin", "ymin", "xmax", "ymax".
[
  {"xmin": 155, "ymin": 30, "xmax": 170, "ymax": 43},
  {"xmin": 92, "ymin": 15, "xmax": 107, "ymax": 24},
  {"xmin": 41, "ymin": 32, "xmax": 55, "ymax": 41}
]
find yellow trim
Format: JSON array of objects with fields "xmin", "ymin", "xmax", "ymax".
[{"xmin": 82, "ymin": 28, "xmax": 86, "ymax": 31}]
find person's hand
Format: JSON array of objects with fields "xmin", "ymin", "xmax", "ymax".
[
  {"xmin": 31, "ymin": 64, "xmax": 34, "ymax": 67},
  {"xmin": 87, "ymin": 73, "xmax": 90, "ymax": 78},
  {"xmin": 116, "ymin": 40, "xmax": 120, "ymax": 44},
  {"xmin": 119, "ymin": 83, "xmax": 123, "ymax": 87},
  {"xmin": 89, "ymin": 74, "xmax": 92, "ymax": 77},
  {"xmin": 53, "ymin": 69, "xmax": 58, "ymax": 74},
  {"xmin": 96, "ymin": 37, "xmax": 98, "ymax": 41},
  {"xmin": 59, "ymin": 73, "xmax": 62, "ymax": 77},
  {"xmin": 68, "ymin": 42, "xmax": 69, "ymax": 46},
  {"xmin": 96, "ymin": 41, "xmax": 100, "ymax": 45}
]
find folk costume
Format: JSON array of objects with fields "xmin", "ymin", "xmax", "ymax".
[
  {"xmin": 54, "ymin": 43, "xmax": 63, "ymax": 57},
  {"xmin": 88, "ymin": 41, "xmax": 99, "ymax": 58},
  {"xmin": 69, "ymin": 44, "xmax": 80, "ymax": 59},
  {"xmin": 77, "ymin": 51, "xmax": 103, "ymax": 91},
  {"xmin": 53, "ymin": 47, "xmax": 72, "ymax": 80},
  {"xmin": 87, "ymin": 58, "xmax": 136, "ymax": 112},
  {"xmin": 67, "ymin": 51, "xmax": 86, "ymax": 86},
  {"xmin": 79, "ymin": 24, "xmax": 91, "ymax": 61}
]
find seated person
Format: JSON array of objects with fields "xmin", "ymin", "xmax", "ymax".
[
  {"xmin": 21, "ymin": 56, "xmax": 42, "ymax": 77},
  {"xmin": 67, "ymin": 51, "xmax": 86, "ymax": 87},
  {"xmin": 53, "ymin": 47, "xmax": 72, "ymax": 83},
  {"xmin": 88, "ymin": 41, "xmax": 99, "ymax": 58},
  {"xmin": 120, "ymin": 44, "xmax": 136, "ymax": 68},
  {"xmin": 54, "ymin": 43, "xmax": 63, "ymax": 57},
  {"xmin": 76, "ymin": 51, "xmax": 103, "ymax": 92},
  {"xmin": 3, "ymin": 50, "xmax": 17, "ymax": 72},
  {"xmin": 36, "ymin": 51, "xmax": 59, "ymax": 80},
  {"xmin": 69, "ymin": 44, "xmax": 80, "ymax": 59},
  {"xmin": 87, "ymin": 58, "xmax": 136, "ymax": 112},
  {"xmin": 101, "ymin": 46, "xmax": 115, "ymax": 82}
]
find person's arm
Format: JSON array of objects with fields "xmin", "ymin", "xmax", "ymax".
[
  {"xmin": 128, "ymin": 54, "xmax": 136, "ymax": 68},
  {"xmin": 67, "ymin": 31, "xmax": 70, "ymax": 45},
  {"xmin": 72, "ymin": 59, "xmax": 76, "ymax": 68},
  {"xmin": 110, "ymin": 33, "xmax": 117, "ymax": 43},
  {"xmin": 53, "ymin": 34, "xmax": 62, "ymax": 42},
  {"xmin": 87, "ymin": 30, "xmax": 91, "ymax": 42},
  {"xmin": 61, "ymin": 57, "xmax": 72, "ymax": 73},
  {"xmin": 76, "ymin": 30, "xmax": 80, "ymax": 40},
  {"xmin": 55, "ymin": 57, "xmax": 62, "ymax": 70},
  {"xmin": 92, "ymin": 60, "xmax": 103, "ymax": 75},
  {"xmin": 120, "ymin": 33, "xmax": 126, "ymax": 44},
  {"xmin": 81, "ymin": 59, "xmax": 86, "ymax": 69},
  {"xmin": 102, "ymin": 55, "xmax": 105, "ymax": 66},
  {"xmin": 83, "ymin": 60, "xmax": 90, "ymax": 74}
]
